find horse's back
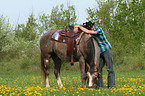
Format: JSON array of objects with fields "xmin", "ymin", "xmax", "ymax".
[
  {"xmin": 40, "ymin": 30, "xmax": 56, "ymax": 44},
  {"xmin": 40, "ymin": 30, "xmax": 69, "ymax": 60}
]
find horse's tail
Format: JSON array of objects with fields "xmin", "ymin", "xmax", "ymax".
[{"xmin": 41, "ymin": 54, "xmax": 45, "ymax": 80}]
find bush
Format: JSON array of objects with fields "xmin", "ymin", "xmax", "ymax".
[{"xmin": 0, "ymin": 15, "xmax": 13, "ymax": 60}]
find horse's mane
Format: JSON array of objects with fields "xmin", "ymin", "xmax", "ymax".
[{"xmin": 65, "ymin": 25, "xmax": 74, "ymax": 31}]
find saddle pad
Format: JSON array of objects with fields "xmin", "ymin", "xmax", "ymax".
[
  {"xmin": 51, "ymin": 30, "xmax": 84, "ymax": 45},
  {"xmin": 51, "ymin": 30, "xmax": 61, "ymax": 41}
]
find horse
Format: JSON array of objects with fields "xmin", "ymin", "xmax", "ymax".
[{"xmin": 40, "ymin": 26, "xmax": 100, "ymax": 88}]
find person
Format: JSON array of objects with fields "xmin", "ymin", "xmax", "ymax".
[{"xmin": 74, "ymin": 21, "xmax": 115, "ymax": 88}]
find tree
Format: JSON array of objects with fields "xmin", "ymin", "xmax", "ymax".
[
  {"xmin": 50, "ymin": 4, "xmax": 77, "ymax": 29},
  {"xmin": 0, "ymin": 15, "xmax": 13, "ymax": 60},
  {"xmin": 86, "ymin": 0, "xmax": 145, "ymax": 69},
  {"xmin": 86, "ymin": 0, "xmax": 116, "ymax": 32},
  {"xmin": 39, "ymin": 4, "xmax": 77, "ymax": 32},
  {"xmin": 15, "ymin": 13, "xmax": 38, "ymax": 41},
  {"xmin": 112, "ymin": 0, "xmax": 145, "ymax": 55}
]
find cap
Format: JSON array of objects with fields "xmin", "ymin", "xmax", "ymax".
[{"xmin": 83, "ymin": 21, "xmax": 95, "ymax": 30}]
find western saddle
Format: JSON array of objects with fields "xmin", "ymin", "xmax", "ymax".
[{"xmin": 58, "ymin": 26, "xmax": 81, "ymax": 65}]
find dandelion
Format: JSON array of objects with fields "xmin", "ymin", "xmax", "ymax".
[{"xmin": 76, "ymin": 91, "xmax": 79, "ymax": 93}]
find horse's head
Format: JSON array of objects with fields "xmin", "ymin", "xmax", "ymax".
[{"xmin": 87, "ymin": 63, "xmax": 100, "ymax": 88}]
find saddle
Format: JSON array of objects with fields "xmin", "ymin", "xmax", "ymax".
[{"xmin": 54, "ymin": 26, "xmax": 81, "ymax": 65}]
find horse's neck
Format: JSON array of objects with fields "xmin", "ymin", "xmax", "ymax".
[
  {"xmin": 78, "ymin": 33, "xmax": 91, "ymax": 50},
  {"xmin": 82, "ymin": 33, "xmax": 92, "ymax": 43}
]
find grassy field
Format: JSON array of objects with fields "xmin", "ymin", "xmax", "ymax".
[{"xmin": 0, "ymin": 69, "xmax": 145, "ymax": 96}]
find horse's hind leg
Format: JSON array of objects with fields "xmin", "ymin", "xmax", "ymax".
[
  {"xmin": 41, "ymin": 55, "xmax": 51, "ymax": 88},
  {"xmin": 51, "ymin": 53, "xmax": 63, "ymax": 88}
]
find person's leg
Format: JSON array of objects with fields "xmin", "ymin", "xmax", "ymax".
[
  {"xmin": 103, "ymin": 49, "xmax": 115, "ymax": 88},
  {"xmin": 97, "ymin": 55, "xmax": 105, "ymax": 87}
]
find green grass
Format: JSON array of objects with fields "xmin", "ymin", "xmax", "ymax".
[{"xmin": 0, "ymin": 70, "xmax": 145, "ymax": 96}]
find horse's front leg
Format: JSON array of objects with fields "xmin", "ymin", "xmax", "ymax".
[
  {"xmin": 52, "ymin": 53, "xmax": 63, "ymax": 88},
  {"xmin": 79, "ymin": 56, "xmax": 87, "ymax": 88}
]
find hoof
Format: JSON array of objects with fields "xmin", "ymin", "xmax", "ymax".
[
  {"xmin": 59, "ymin": 86, "xmax": 63, "ymax": 88},
  {"xmin": 81, "ymin": 85, "xmax": 86, "ymax": 88},
  {"xmin": 71, "ymin": 63, "xmax": 74, "ymax": 66},
  {"xmin": 88, "ymin": 88, "xmax": 94, "ymax": 90},
  {"xmin": 88, "ymin": 86, "xmax": 93, "ymax": 88},
  {"xmin": 46, "ymin": 85, "xmax": 50, "ymax": 88}
]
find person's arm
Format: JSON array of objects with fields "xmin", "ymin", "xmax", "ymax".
[
  {"xmin": 79, "ymin": 26, "xmax": 97, "ymax": 34},
  {"xmin": 75, "ymin": 25, "xmax": 97, "ymax": 34}
]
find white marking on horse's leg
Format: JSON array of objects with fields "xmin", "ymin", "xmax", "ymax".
[
  {"xmin": 46, "ymin": 60, "xmax": 48, "ymax": 63},
  {"xmin": 57, "ymin": 77, "xmax": 63, "ymax": 88},
  {"xmin": 87, "ymin": 72, "xmax": 93, "ymax": 87},
  {"xmin": 46, "ymin": 75, "xmax": 50, "ymax": 88},
  {"xmin": 44, "ymin": 59, "xmax": 49, "ymax": 68}
]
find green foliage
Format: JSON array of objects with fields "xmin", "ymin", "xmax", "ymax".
[
  {"xmin": 38, "ymin": 4, "xmax": 77, "ymax": 34},
  {"xmin": 86, "ymin": 0, "xmax": 145, "ymax": 70},
  {"xmin": 86, "ymin": 0, "xmax": 116, "ymax": 31},
  {"xmin": 38, "ymin": 13, "xmax": 50, "ymax": 35},
  {"xmin": 0, "ymin": 15, "xmax": 13, "ymax": 60},
  {"xmin": 1, "ymin": 37, "xmax": 40, "ymax": 70},
  {"xmin": 14, "ymin": 14, "xmax": 38, "ymax": 41},
  {"xmin": 50, "ymin": 4, "xmax": 76, "ymax": 28},
  {"xmin": 46, "ymin": 4, "xmax": 77, "ymax": 30},
  {"xmin": 0, "ymin": 14, "xmax": 40, "ymax": 70}
]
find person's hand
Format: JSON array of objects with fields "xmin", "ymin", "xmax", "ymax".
[
  {"xmin": 74, "ymin": 25, "xmax": 80, "ymax": 33},
  {"xmin": 74, "ymin": 25, "xmax": 80, "ymax": 28}
]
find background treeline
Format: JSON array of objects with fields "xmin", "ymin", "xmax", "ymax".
[{"xmin": 0, "ymin": 0, "xmax": 145, "ymax": 74}]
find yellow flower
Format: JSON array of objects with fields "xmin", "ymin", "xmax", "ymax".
[{"xmin": 76, "ymin": 91, "xmax": 79, "ymax": 93}]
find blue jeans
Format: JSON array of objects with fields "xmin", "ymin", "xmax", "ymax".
[{"xmin": 98, "ymin": 49, "xmax": 115, "ymax": 88}]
